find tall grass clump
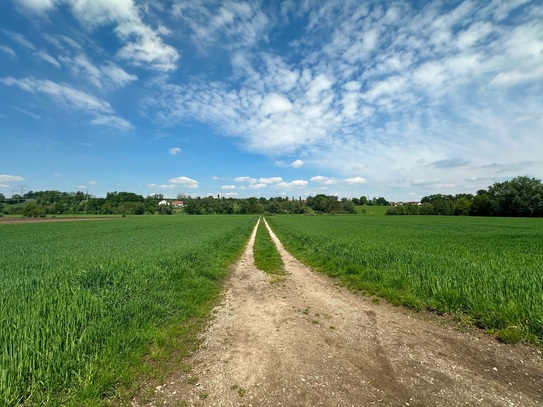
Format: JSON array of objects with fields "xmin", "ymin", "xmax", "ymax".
[
  {"xmin": 253, "ymin": 218, "xmax": 285, "ymax": 277},
  {"xmin": 0, "ymin": 215, "xmax": 256, "ymax": 406},
  {"xmin": 267, "ymin": 215, "xmax": 543, "ymax": 344}
]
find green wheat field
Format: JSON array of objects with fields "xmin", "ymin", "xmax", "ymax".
[{"xmin": 1, "ymin": 214, "xmax": 542, "ymax": 405}]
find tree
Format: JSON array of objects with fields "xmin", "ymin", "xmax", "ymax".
[
  {"xmin": 453, "ymin": 197, "xmax": 471, "ymax": 216},
  {"xmin": 23, "ymin": 203, "xmax": 46, "ymax": 217},
  {"xmin": 487, "ymin": 176, "xmax": 543, "ymax": 217},
  {"xmin": 307, "ymin": 194, "xmax": 338, "ymax": 213},
  {"xmin": 185, "ymin": 200, "xmax": 203, "ymax": 215}
]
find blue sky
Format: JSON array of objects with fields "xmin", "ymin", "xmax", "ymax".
[{"xmin": 1, "ymin": 0, "xmax": 542, "ymax": 201}]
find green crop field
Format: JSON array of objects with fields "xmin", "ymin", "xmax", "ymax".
[
  {"xmin": 266, "ymin": 215, "xmax": 543, "ymax": 344},
  {"xmin": 0, "ymin": 215, "xmax": 256, "ymax": 406},
  {"xmin": 355, "ymin": 205, "xmax": 389, "ymax": 215}
]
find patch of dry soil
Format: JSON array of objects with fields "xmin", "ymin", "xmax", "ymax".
[{"xmin": 136, "ymin": 218, "xmax": 543, "ymax": 406}]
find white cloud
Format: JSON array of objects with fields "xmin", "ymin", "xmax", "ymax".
[
  {"xmin": 258, "ymin": 177, "xmax": 282, "ymax": 184},
  {"xmin": 274, "ymin": 180, "xmax": 308, "ymax": 190},
  {"xmin": 17, "ymin": 0, "xmax": 57, "ymax": 12},
  {"xmin": 11, "ymin": 106, "xmax": 41, "ymax": 119},
  {"xmin": 168, "ymin": 176, "xmax": 199, "ymax": 188},
  {"xmin": 90, "ymin": 115, "xmax": 132, "ymax": 131},
  {"xmin": 59, "ymin": 54, "xmax": 137, "ymax": 88},
  {"xmin": 261, "ymin": 93, "xmax": 293, "ymax": 115},
  {"xmin": 249, "ymin": 183, "xmax": 267, "ymax": 189},
  {"xmin": 234, "ymin": 176, "xmax": 257, "ymax": 183},
  {"xmin": 1, "ymin": 76, "xmax": 131, "ymax": 130},
  {"xmin": 2, "ymin": 76, "xmax": 109, "ymax": 111},
  {"xmin": 0, "ymin": 45, "xmax": 16, "ymax": 58},
  {"xmin": 169, "ymin": 147, "xmax": 182, "ymax": 155},
  {"xmin": 172, "ymin": 1, "xmax": 271, "ymax": 51},
  {"xmin": 3, "ymin": 30, "xmax": 35, "ymax": 50},
  {"xmin": 18, "ymin": 0, "xmax": 179, "ymax": 71},
  {"xmin": 221, "ymin": 185, "xmax": 236, "ymax": 190},
  {"xmin": 36, "ymin": 50, "xmax": 60, "ymax": 67},
  {"xmin": 311, "ymin": 176, "xmax": 337, "ymax": 185},
  {"xmin": 0, "ymin": 174, "xmax": 25, "ymax": 182},
  {"xmin": 290, "ymin": 159, "xmax": 304, "ymax": 168},
  {"xmin": 489, "ymin": 65, "xmax": 543, "ymax": 87},
  {"xmin": 343, "ymin": 177, "xmax": 367, "ymax": 185}
]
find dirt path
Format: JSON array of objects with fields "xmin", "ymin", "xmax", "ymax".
[{"xmin": 138, "ymin": 218, "xmax": 543, "ymax": 406}]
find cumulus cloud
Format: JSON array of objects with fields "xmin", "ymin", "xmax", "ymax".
[
  {"xmin": 221, "ymin": 185, "xmax": 236, "ymax": 190},
  {"xmin": 343, "ymin": 177, "xmax": 367, "ymax": 185},
  {"xmin": 259, "ymin": 177, "xmax": 282, "ymax": 184},
  {"xmin": 169, "ymin": 147, "xmax": 182, "ymax": 155},
  {"xmin": 234, "ymin": 176, "xmax": 257, "ymax": 183},
  {"xmin": 311, "ymin": 176, "xmax": 337, "ymax": 185},
  {"xmin": 274, "ymin": 180, "xmax": 308, "ymax": 190},
  {"xmin": 249, "ymin": 183, "xmax": 267, "ymax": 189},
  {"xmin": 168, "ymin": 176, "xmax": 199, "ymax": 188},
  {"xmin": 261, "ymin": 93, "xmax": 293, "ymax": 115},
  {"xmin": 290, "ymin": 159, "xmax": 304, "ymax": 168},
  {"xmin": 0, "ymin": 174, "xmax": 25, "ymax": 182}
]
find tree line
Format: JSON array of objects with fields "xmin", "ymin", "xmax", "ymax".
[
  {"xmin": 386, "ymin": 176, "xmax": 543, "ymax": 217},
  {"xmin": 0, "ymin": 190, "xmax": 389, "ymax": 217},
  {"xmin": 3, "ymin": 175, "xmax": 541, "ymax": 218}
]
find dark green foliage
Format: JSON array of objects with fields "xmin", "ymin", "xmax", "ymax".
[{"xmin": 389, "ymin": 176, "xmax": 543, "ymax": 217}]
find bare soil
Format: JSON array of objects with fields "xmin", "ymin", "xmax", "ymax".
[{"xmin": 136, "ymin": 219, "xmax": 543, "ymax": 406}]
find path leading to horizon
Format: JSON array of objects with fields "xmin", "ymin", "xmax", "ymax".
[{"xmin": 136, "ymin": 218, "xmax": 543, "ymax": 406}]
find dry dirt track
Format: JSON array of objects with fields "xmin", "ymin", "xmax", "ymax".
[{"xmin": 138, "ymin": 219, "xmax": 543, "ymax": 407}]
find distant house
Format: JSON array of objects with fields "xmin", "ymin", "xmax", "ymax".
[
  {"xmin": 158, "ymin": 200, "xmax": 169, "ymax": 206},
  {"xmin": 172, "ymin": 200, "xmax": 184, "ymax": 208}
]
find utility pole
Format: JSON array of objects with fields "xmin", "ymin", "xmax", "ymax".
[{"xmin": 15, "ymin": 185, "xmax": 27, "ymax": 196}]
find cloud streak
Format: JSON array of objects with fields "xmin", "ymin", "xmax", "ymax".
[{"xmin": 1, "ymin": 76, "xmax": 131, "ymax": 130}]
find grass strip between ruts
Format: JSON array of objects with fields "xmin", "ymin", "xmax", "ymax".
[{"xmin": 253, "ymin": 218, "xmax": 286, "ymax": 277}]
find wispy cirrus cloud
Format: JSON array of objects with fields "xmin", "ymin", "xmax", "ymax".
[
  {"xmin": 58, "ymin": 54, "xmax": 137, "ymax": 89},
  {"xmin": 1, "ymin": 76, "xmax": 131, "ymax": 130},
  {"xmin": 17, "ymin": 0, "xmax": 179, "ymax": 71}
]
